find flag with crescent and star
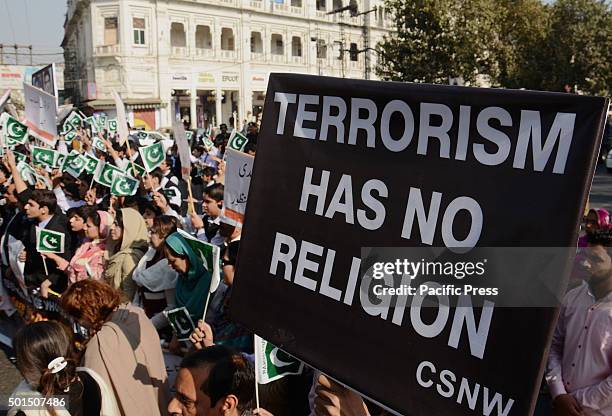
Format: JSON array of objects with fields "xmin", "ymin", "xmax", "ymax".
[
  {"xmin": 36, "ymin": 228, "xmax": 65, "ymax": 254},
  {"xmin": 254, "ymin": 335, "xmax": 304, "ymax": 384}
]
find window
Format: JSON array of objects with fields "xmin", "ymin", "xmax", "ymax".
[
  {"xmin": 316, "ymin": 40, "xmax": 327, "ymax": 59},
  {"xmin": 104, "ymin": 17, "xmax": 118, "ymax": 45},
  {"xmin": 196, "ymin": 25, "xmax": 212, "ymax": 49},
  {"xmin": 221, "ymin": 28, "xmax": 234, "ymax": 50},
  {"xmin": 133, "ymin": 18, "xmax": 146, "ymax": 45},
  {"xmin": 291, "ymin": 36, "xmax": 302, "ymax": 57},
  {"xmin": 171, "ymin": 22, "xmax": 186, "ymax": 47},
  {"xmin": 271, "ymin": 34, "xmax": 283, "ymax": 55},
  {"xmin": 291, "ymin": 0, "xmax": 302, "ymax": 6},
  {"xmin": 333, "ymin": 0, "xmax": 343, "ymax": 10},
  {"xmin": 316, "ymin": 0, "xmax": 326, "ymax": 11},
  {"xmin": 251, "ymin": 32, "xmax": 263, "ymax": 53},
  {"xmin": 350, "ymin": 43, "xmax": 358, "ymax": 61}
]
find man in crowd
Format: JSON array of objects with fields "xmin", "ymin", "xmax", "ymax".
[{"xmin": 546, "ymin": 230, "xmax": 612, "ymax": 416}]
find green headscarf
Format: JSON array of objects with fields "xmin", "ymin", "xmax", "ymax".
[{"xmin": 165, "ymin": 232, "xmax": 212, "ymax": 320}]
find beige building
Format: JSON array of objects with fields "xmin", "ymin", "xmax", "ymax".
[{"xmin": 62, "ymin": 0, "xmax": 393, "ymax": 130}]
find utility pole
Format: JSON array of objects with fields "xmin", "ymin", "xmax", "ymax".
[{"xmin": 0, "ymin": 44, "xmax": 3, "ymax": 65}]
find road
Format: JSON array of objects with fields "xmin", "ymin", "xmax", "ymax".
[{"xmin": 0, "ymin": 163, "xmax": 610, "ymax": 412}]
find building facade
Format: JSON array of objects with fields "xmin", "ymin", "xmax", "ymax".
[{"xmin": 62, "ymin": 0, "xmax": 394, "ymax": 130}]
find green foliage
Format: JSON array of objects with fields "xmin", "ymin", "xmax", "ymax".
[{"xmin": 377, "ymin": 0, "xmax": 611, "ymax": 96}]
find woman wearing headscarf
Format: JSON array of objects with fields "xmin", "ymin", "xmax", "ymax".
[
  {"xmin": 43, "ymin": 210, "xmax": 112, "ymax": 284},
  {"xmin": 163, "ymin": 231, "xmax": 211, "ymax": 321},
  {"xmin": 578, "ymin": 208, "xmax": 611, "ymax": 247},
  {"xmin": 105, "ymin": 208, "xmax": 149, "ymax": 300},
  {"xmin": 61, "ymin": 280, "xmax": 170, "ymax": 416},
  {"xmin": 132, "ymin": 215, "xmax": 179, "ymax": 329}
]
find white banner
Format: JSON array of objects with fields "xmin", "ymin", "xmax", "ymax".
[
  {"xmin": 24, "ymin": 83, "xmax": 57, "ymax": 146},
  {"xmin": 222, "ymin": 148, "xmax": 254, "ymax": 227},
  {"xmin": 111, "ymin": 89, "xmax": 129, "ymax": 146},
  {"xmin": 172, "ymin": 121, "xmax": 192, "ymax": 182}
]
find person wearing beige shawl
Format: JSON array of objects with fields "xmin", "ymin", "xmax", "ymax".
[
  {"xmin": 62, "ymin": 280, "xmax": 171, "ymax": 416},
  {"xmin": 106, "ymin": 208, "xmax": 149, "ymax": 300}
]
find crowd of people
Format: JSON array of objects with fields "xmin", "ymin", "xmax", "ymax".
[
  {"xmin": 0, "ymin": 110, "xmax": 609, "ymax": 416},
  {"xmin": 0, "ymin": 117, "xmax": 370, "ymax": 416}
]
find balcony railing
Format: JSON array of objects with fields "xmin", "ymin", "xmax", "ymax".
[
  {"xmin": 349, "ymin": 60, "xmax": 360, "ymax": 70},
  {"xmin": 315, "ymin": 9, "xmax": 329, "ymax": 18},
  {"xmin": 290, "ymin": 55, "xmax": 304, "ymax": 64},
  {"xmin": 171, "ymin": 46, "xmax": 188, "ymax": 57},
  {"xmin": 250, "ymin": 0, "xmax": 263, "ymax": 8},
  {"xmin": 94, "ymin": 44, "xmax": 121, "ymax": 56},
  {"xmin": 272, "ymin": 2, "xmax": 289, "ymax": 12},
  {"xmin": 220, "ymin": 49, "xmax": 237, "ymax": 60},
  {"xmin": 195, "ymin": 48, "xmax": 215, "ymax": 58},
  {"xmin": 270, "ymin": 53, "xmax": 285, "ymax": 63},
  {"xmin": 251, "ymin": 52, "xmax": 265, "ymax": 61},
  {"xmin": 290, "ymin": 5, "xmax": 303, "ymax": 15}
]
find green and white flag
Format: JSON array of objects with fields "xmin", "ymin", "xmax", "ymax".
[
  {"xmin": 85, "ymin": 116, "xmax": 98, "ymax": 133},
  {"xmin": 84, "ymin": 154, "xmax": 101, "ymax": 174},
  {"xmin": 185, "ymin": 131, "xmax": 193, "ymax": 142},
  {"xmin": 65, "ymin": 111, "xmax": 84, "ymax": 128},
  {"xmin": 107, "ymin": 119, "xmax": 117, "ymax": 133},
  {"xmin": 95, "ymin": 114, "xmax": 107, "ymax": 131},
  {"xmin": 94, "ymin": 162, "xmax": 123, "ymax": 188},
  {"xmin": 31, "ymin": 146, "xmax": 58, "ymax": 167},
  {"xmin": 17, "ymin": 161, "xmax": 37, "ymax": 185},
  {"xmin": 56, "ymin": 154, "xmax": 66, "ymax": 168},
  {"xmin": 203, "ymin": 137, "xmax": 214, "ymax": 151},
  {"xmin": 13, "ymin": 151, "xmax": 27, "ymax": 164},
  {"xmin": 92, "ymin": 136, "xmax": 107, "ymax": 153},
  {"xmin": 62, "ymin": 152, "xmax": 87, "ymax": 178},
  {"xmin": 127, "ymin": 162, "xmax": 146, "ymax": 178},
  {"xmin": 111, "ymin": 173, "xmax": 139, "ymax": 196},
  {"xmin": 176, "ymin": 229, "xmax": 221, "ymax": 293},
  {"xmin": 64, "ymin": 131, "xmax": 78, "ymax": 143},
  {"xmin": 254, "ymin": 336, "xmax": 304, "ymax": 384},
  {"xmin": 134, "ymin": 131, "xmax": 149, "ymax": 141},
  {"xmin": 139, "ymin": 141, "xmax": 165, "ymax": 172},
  {"xmin": 61, "ymin": 121, "xmax": 75, "ymax": 134},
  {"xmin": 1, "ymin": 113, "xmax": 28, "ymax": 144},
  {"xmin": 227, "ymin": 130, "xmax": 248, "ymax": 152},
  {"xmin": 36, "ymin": 228, "xmax": 65, "ymax": 254}
]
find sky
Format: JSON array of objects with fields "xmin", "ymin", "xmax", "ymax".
[{"xmin": 0, "ymin": 0, "xmax": 66, "ymax": 65}]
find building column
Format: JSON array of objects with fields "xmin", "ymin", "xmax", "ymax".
[
  {"xmin": 189, "ymin": 88, "xmax": 197, "ymax": 129},
  {"xmin": 215, "ymin": 87, "xmax": 223, "ymax": 127}
]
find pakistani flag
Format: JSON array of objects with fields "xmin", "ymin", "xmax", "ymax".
[
  {"xmin": 107, "ymin": 119, "xmax": 117, "ymax": 133},
  {"xmin": 85, "ymin": 117, "xmax": 98, "ymax": 133},
  {"xmin": 36, "ymin": 228, "xmax": 65, "ymax": 254},
  {"xmin": 139, "ymin": 141, "xmax": 165, "ymax": 172},
  {"xmin": 185, "ymin": 131, "xmax": 193, "ymax": 142},
  {"xmin": 17, "ymin": 161, "xmax": 37, "ymax": 185},
  {"xmin": 134, "ymin": 131, "xmax": 149, "ymax": 141},
  {"xmin": 61, "ymin": 121, "xmax": 75, "ymax": 134},
  {"xmin": 31, "ymin": 146, "xmax": 58, "ymax": 167},
  {"xmin": 65, "ymin": 111, "xmax": 84, "ymax": 128},
  {"xmin": 111, "ymin": 173, "xmax": 139, "ymax": 196},
  {"xmin": 176, "ymin": 229, "xmax": 221, "ymax": 293},
  {"xmin": 203, "ymin": 137, "xmax": 214, "ymax": 151},
  {"xmin": 255, "ymin": 336, "xmax": 304, "ymax": 384},
  {"xmin": 63, "ymin": 153, "xmax": 87, "ymax": 178},
  {"xmin": 56, "ymin": 154, "xmax": 66, "ymax": 168},
  {"xmin": 127, "ymin": 162, "xmax": 146, "ymax": 178},
  {"xmin": 13, "ymin": 151, "xmax": 27, "ymax": 164},
  {"xmin": 227, "ymin": 131, "xmax": 248, "ymax": 152},
  {"xmin": 95, "ymin": 114, "xmax": 107, "ymax": 131},
  {"xmin": 84, "ymin": 154, "xmax": 101, "ymax": 174},
  {"xmin": 92, "ymin": 136, "xmax": 107, "ymax": 153},
  {"xmin": 2, "ymin": 114, "xmax": 28, "ymax": 144},
  {"xmin": 95, "ymin": 162, "xmax": 123, "ymax": 188},
  {"xmin": 65, "ymin": 131, "xmax": 78, "ymax": 143}
]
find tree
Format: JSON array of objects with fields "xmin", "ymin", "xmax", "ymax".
[
  {"xmin": 495, "ymin": 0, "xmax": 551, "ymax": 90},
  {"xmin": 543, "ymin": 0, "xmax": 612, "ymax": 96},
  {"xmin": 376, "ymin": 0, "xmax": 503, "ymax": 85}
]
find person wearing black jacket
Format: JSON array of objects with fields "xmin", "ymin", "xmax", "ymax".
[{"xmin": 18, "ymin": 189, "xmax": 73, "ymax": 295}]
